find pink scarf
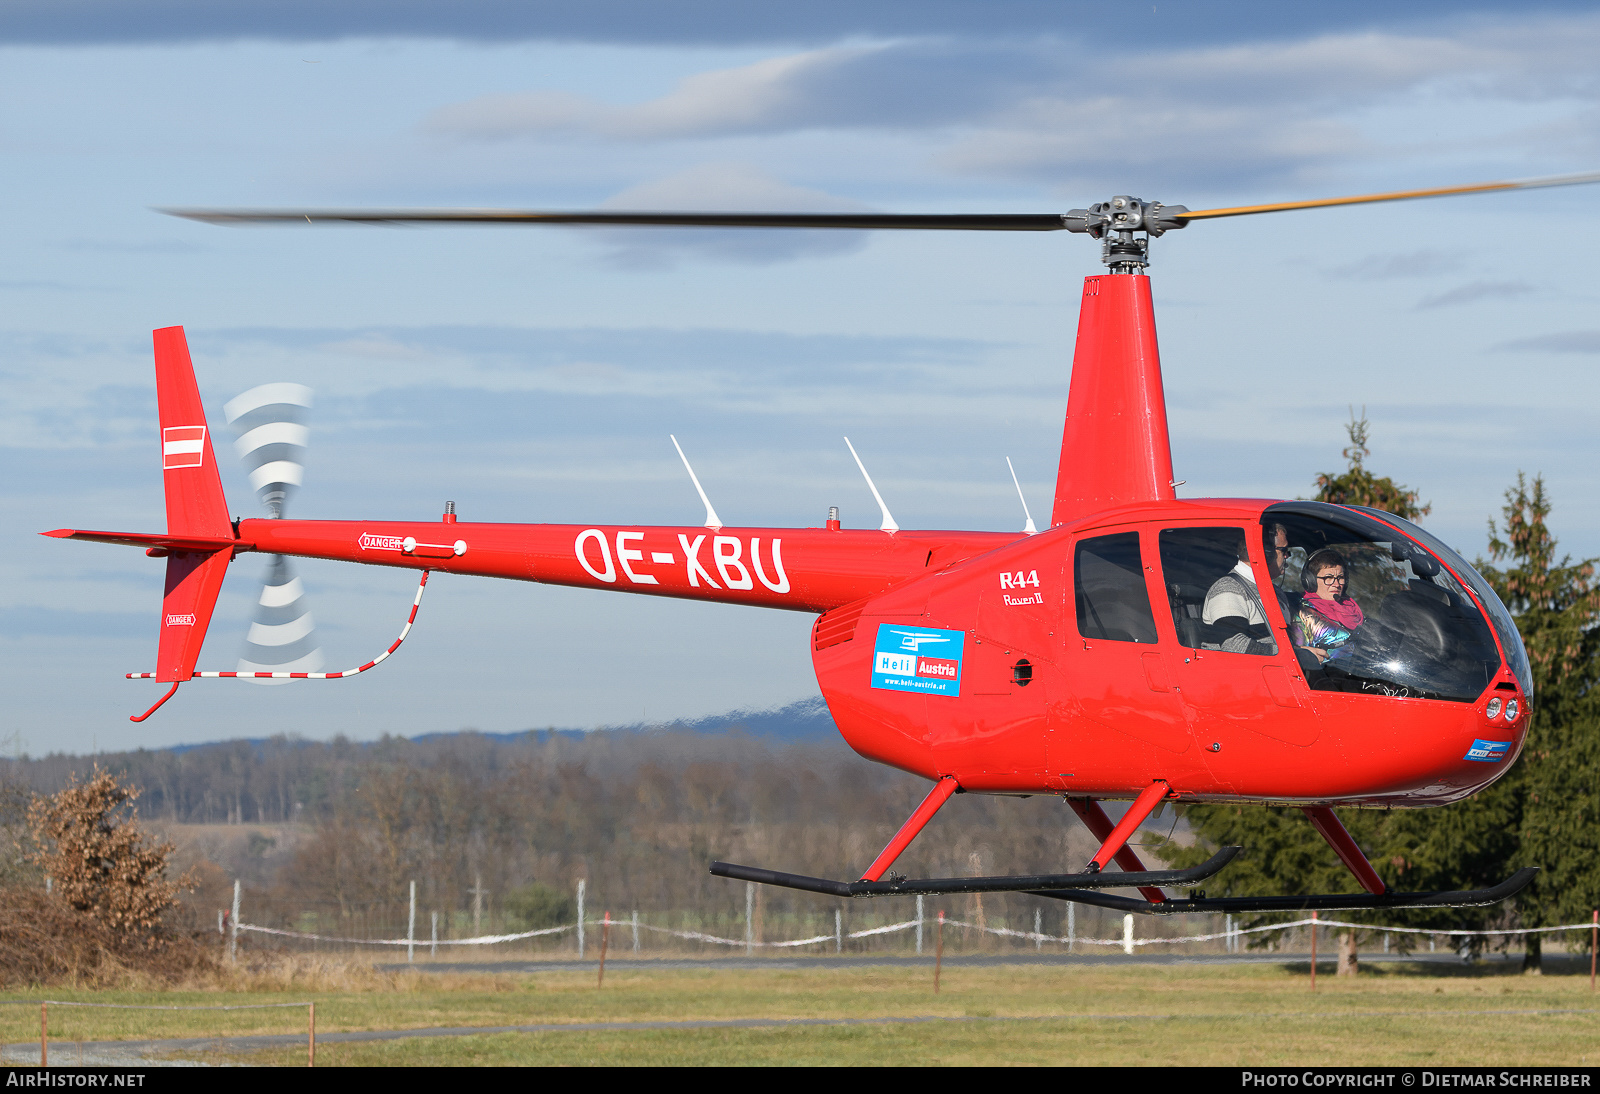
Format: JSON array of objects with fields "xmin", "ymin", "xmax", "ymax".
[{"xmin": 1306, "ymin": 595, "xmax": 1364, "ymax": 630}]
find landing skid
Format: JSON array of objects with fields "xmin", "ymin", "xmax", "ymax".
[
  {"xmin": 1031, "ymin": 867, "xmax": 1539, "ymax": 915},
  {"xmin": 709, "ymin": 846, "xmax": 1241, "ymax": 898}
]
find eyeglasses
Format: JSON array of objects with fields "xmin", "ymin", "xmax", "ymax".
[{"xmin": 1317, "ymin": 573, "xmax": 1347, "ymax": 586}]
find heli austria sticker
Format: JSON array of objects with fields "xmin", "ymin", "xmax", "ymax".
[
  {"xmin": 1465, "ymin": 739, "xmax": 1512, "ymax": 762},
  {"xmin": 871, "ymin": 624, "xmax": 965, "ymax": 697}
]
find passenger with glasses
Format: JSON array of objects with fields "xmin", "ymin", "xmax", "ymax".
[{"xmin": 1292, "ymin": 548, "xmax": 1366, "ymax": 663}]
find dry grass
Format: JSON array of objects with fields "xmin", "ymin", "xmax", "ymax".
[{"xmin": 0, "ymin": 889, "xmax": 220, "ymax": 990}]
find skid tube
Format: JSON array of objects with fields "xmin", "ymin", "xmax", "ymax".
[
  {"xmin": 709, "ymin": 846, "xmax": 1240, "ymax": 899},
  {"xmin": 1030, "ymin": 867, "xmax": 1539, "ymax": 916}
]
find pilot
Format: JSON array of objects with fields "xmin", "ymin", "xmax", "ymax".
[
  {"xmin": 1294, "ymin": 548, "xmax": 1365, "ymax": 663},
  {"xmin": 1201, "ymin": 538, "xmax": 1275, "ymax": 655}
]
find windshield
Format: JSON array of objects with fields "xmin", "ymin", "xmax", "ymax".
[
  {"xmin": 1344, "ymin": 505, "xmax": 1533, "ymax": 698},
  {"xmin": 1262, "ymin": 503, "xmax": 1503, "ymax": 702}
]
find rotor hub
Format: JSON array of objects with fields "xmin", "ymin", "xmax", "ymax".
[{"xmin": 1063, "ymin": 196, "xmax": 1191, "ymax": 272}]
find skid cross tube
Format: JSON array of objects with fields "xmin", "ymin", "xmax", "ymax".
[
  {"xmin": 1086, "ymin": 780, "xmax": 1171, "ymax": 872},
  {"xmin": 710, "ymin": 846, "xmax": 1240, "ymax": 899},
  {"xmin": 1030, "ymin": 867, "xmax": 1539, "ymax": 916},
  {"xmin": 1069, "ymin": 797, "xmax": 1166, "ymax": 903},
  {"xmin": 1302, "ymin": 805, "xmax": 1386, "ymax": 895},
  {"xmin": 860, "ymin": 776, "xmax": 960, "ymax": 882}
]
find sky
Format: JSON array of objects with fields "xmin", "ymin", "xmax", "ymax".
[{"xmin": 5, "ymin": 0, "xmax": 1600, "ymax": 755}]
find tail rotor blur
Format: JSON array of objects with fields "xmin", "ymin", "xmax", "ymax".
[{"xmin": 224, "ymin": 383, "xmax": 324, "ymax": 681}]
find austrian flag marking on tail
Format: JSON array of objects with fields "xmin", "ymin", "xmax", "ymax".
[{"xmin": 162, "ymin": 426, "xmax": 207, "ymax": 469}]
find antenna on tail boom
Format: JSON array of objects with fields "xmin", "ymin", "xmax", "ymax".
[
  {"xmin": 670, "ymin": 435, "xmax": 723, "ymax": 531},
  {"xmin": 843, "ymin": 437, "xmax": 898, "ymax": 534},
  {"xmin": 1007, "ymin": 457, "xmax": 1038, "ymax": 535}
]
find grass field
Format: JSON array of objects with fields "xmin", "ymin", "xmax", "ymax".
[{"xmin": 3, "ymin": 958, "xmax": 1597, "ymax": 1067}]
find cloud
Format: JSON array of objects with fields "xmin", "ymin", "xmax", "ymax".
[
  {"xmin": 428, "ymin": 48, "xmax": 878, "ymax": 142},
  {"xmin": 1328, "ymin": 249, "xmax": 1468, "ymax": 280},
  {"xmin": 410, "ymin": 11, "xmax": 1600, "ymax": 197},
  {"xmin": 425, "ymin": 43, "xmax": 1052, "ymax": 143},
  {"xmin": 1495, "ymin": 330, "xmax": 1600, "ymax": 353},
  {"xmin": 1416, "ymin": 280, "xmax": 1534, "ymax": 308}
]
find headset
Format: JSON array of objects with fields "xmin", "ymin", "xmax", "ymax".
[{"xmin": 1302, "ymin": 548, "xmax": 1348, "ymax": 595}]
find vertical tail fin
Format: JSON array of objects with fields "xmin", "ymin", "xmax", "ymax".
[
  {"xmin": 152, "ymin": 327, "xmax": 234, "ymax": 684},
  {"xmin": 155, "ymin": 326, "xmax": 232, "ymax": 539}
]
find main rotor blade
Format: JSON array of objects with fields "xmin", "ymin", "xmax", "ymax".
[
  {"xmin": 1183, "ymin": 170, "xmax": 1600, "ymax": 222},
  {"xmin": 161, "ymin": 209, "xmax": 1072, "ymax": 231}
]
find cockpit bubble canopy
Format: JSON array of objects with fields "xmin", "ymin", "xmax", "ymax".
[{"xmin": 1262, "ymin": 502, "xmax": 1523, "ymax": 702}]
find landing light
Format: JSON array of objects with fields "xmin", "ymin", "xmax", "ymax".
[
  {"xmin": 1505, "ymin": 699, "xmax": 1519, "ymax": 722},
  {"xmin": 1486, "ymin": 697, "xmax": 1503, "ymax": 720}
]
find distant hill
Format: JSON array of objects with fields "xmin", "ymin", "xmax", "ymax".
[
  {"xmin": 24, "ymin": 694, "xmax": 846, "ymax": 764},
  {"xmin": 411, "ymin": 695, "xmax": 842, "ymax": 748}
]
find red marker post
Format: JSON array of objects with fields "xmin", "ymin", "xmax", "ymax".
[{"xmin": 1310, "ymin": 911, "xmax": 1318, "ymax": 991}]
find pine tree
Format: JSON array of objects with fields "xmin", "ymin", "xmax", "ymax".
[
  {"xmin": 1479, "ymin": 476, "xmax": 1600, "ymax": 968},
  {"xmin": 1311, "ymin": 409, "xmax": 1430, "ymax": 520}
]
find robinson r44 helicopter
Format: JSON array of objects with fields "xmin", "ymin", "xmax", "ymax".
[{"xmin": 48, "ymin": 171, "xmax": 1600, "ymax": 915}]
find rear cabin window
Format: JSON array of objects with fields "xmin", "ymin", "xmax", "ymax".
[
  {"xmin": 1075, "ymin": 532, "xmax": 1157, "ymax": 644},
  {"xmin": 1158, "ymin": 527, "xmax": 1277, "ymax": 656}
]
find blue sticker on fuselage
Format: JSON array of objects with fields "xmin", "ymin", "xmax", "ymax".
[
  {"xmin": 1464, "ymin": 739, "xmax": 1511, "ymax": 762},
  {"xmin": 871, "ymin": 624, "xmax": 965, "ymax": 697}
]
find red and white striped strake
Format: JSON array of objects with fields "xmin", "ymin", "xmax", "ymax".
[{"xmin": 129, "ymin": 570, "xmax": 430, "ymax": 681}]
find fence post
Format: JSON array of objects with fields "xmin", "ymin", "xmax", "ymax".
[
  {"xmin": 1068, "ymin": 902, "xmax": 1075, "ymax": 954},
  {"xmin": 632, "ymin": 909, "xmax": 639, "ymax": 954},
  {"xmin": 308, "ymin": 1001, "xmax": 315, "ymax": 1068},
  {"xmin": 230, "ymin": 879, "xmax": 241, "ymax": 963},
  {"xmin": 835, "ymin": 908, "xmax": 842, "ymax": 954},
  {"xmin": 407, "ymin": 880, "xmax": 416, "ymax": 964},
  {"xmin": 576, "ymin": 879, "xmax": 586, "ymax": 959},
  {"xmin": 598, "ymin": 911, "xmax": 610, "ymax": 988},
  {"xmin": 1122, "ymin": 913, "xmax": 1134, "ymax": 955},
  {"xmin": 745, "ymin": 882, "xmax": 754, "ymax": 956},
  {"xmin": 1591, "ymin": 911, "xmax": 1597, "ymax": 993},
  {"xmin": 39, "ymin": 1002, "xmax": 46, "ymax": 1068},
  {"xmin": 431, "ymin": 910, "xmax": 438, "ymax": 957},
  {"xmin": 916, "ymin": 895, "xmax": 924, "ymax": 956},
  {"xmin": 934, "ymin": 911, "xmax": 944, "ymax": 994},
  {"xmin": 1035, "ymin": 908, "xmax": 1042, "ymax": 951}
]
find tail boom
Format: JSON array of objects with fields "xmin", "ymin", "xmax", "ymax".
[{"xmin": 240, "ymin": 519, "xmax": 1021, "ymax": 614}]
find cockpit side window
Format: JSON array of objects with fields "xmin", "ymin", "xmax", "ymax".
[
  {"xmin": 1075, "ymin": 532, "xmax": 1158, "ymax": 644},
  {"xmin": 1158, "ymin": 527, "xmax": 1277, "ymax": 655}
]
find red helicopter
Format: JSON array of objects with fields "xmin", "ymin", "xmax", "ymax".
[{"xmin": 48, "ymin": 172, "xmax": 1600, "ymax": 915}]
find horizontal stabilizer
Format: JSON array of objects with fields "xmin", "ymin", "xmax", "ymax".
[{"xmin": 42, "ymin": 528, "xmax": 248, "ymax": 552}]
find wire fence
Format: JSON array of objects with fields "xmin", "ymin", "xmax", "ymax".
[{"xmin": 229, "ymin": 896, "xmax": 1600, "ymax": 960}]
